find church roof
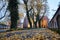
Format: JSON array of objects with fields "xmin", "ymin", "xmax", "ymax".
[{"xmin": 50, "ymin": 5, "xmax": 60, "ymax": 22}]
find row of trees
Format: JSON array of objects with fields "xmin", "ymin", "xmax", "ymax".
[
  {"xmin": 23, "ymin": 0, "xmax": 47, "ymax": 28},
  {"xmin": 8, "ymin": 0, "xmax": 47, "ymax": 29},
  {"xmin": 0, "ymin": 0, "xmax": 48, "ymax": 30}
]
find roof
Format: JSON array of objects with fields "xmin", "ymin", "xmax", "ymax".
[{"xmin": 50, "ymin": 6, "xmax": 60, "ymax": 22}]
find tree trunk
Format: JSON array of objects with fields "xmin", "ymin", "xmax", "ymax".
[
  {"xmin": 8, "ymin": 0, "xmax": 19, "ymax": 30},
  {"xmin": 34, "ymin": 12, "xmax": 40, "ymax": 28},
  {"xmin": 25, "ymin": 4, "xmax": 32, "ymax": 28},
  {"xmin": 23, "ymin": 0, "xmax": 32, "ymax": 28}
]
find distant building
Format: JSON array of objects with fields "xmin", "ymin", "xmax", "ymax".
[
  {"xmin": 40, "ymin": 16, "xmax": 49, "ymax": 28},
  {"xmin": 48, "ymin": 6, "xmax": 60, "ymax": 28}
]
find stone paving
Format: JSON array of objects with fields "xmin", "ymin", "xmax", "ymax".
[{"xmin": 0, "ymin": 28, "xmax": 60, "ymax": 40}]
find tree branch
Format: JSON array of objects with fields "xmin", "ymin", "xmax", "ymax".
[
  {"xmin": 28, "ymin": 7, "xmax": 33, "ymax": 12},
  {"xmin": 23, "ymin": 0, "xmax": 28, "ymax": 4},
  {"xmin": 0, "ymin": 2, "xmax": 6, "ymax": 11},
  {"xmin": 40, "ymin": 8, "xmax": 46, "ymax": 20},
  {"xmin": 0, "ymin": 9, "xmax": 7, "ymax": 20}
]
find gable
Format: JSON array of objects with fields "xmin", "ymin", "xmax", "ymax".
[{"xmin": 50, "ymin": 6, "xmax": 60, "ymax": 22}]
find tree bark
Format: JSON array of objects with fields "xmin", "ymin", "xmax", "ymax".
[
  {"xmin": 23, "ymin": 0, "xmax": 32, "ymax": 28},
  {"xmin": 25, "ymin": 4, "xmax": 32, "ymax": 28},
  {"xmin": 8, "ymin": 0, "xmax": 19, "ymax": 29}
]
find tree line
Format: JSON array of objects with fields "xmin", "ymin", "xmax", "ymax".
[{"xmin": 0, "ymin": 0, "xmax": 48, "ymax": 30}]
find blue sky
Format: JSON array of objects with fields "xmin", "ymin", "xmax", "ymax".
[
  {"xmin": 0, "ymin": 0, "xmax": 60, "ymax": 21},
  {"xmin": 47, "ymin": 0, "xmax": 60, "ymax": 20}
]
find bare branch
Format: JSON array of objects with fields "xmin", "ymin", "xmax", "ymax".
[
  {"xmin": 0, "ymin": 9, "xmax": 7, "ymax": 20},
  {"xmin": 23, "ymin": 0, "xmax": 28, "ymax": 4},
  {"xmin": 0, "ymin": 2, "xmax": 6, "ymax": 11},
  {"xmin": 40, "ymin": 8, "xmax": 46, "ymax": 20},
  {"xmin": 28, "ymin": 7, "xmax": 33, "ymax": 12}
]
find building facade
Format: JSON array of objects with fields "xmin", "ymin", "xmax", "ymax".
[
  {"xmin": 40, "ymin": 16, "xmax": 49, "ymax": 28},
  {"xmin": 48, "ymin": 6, "xmax": 60, "ymax": 28}
]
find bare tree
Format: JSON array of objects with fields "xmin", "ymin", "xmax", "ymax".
[
  {"xmin": 23, "ymin": 0, "xmax": 47, "ymax": 28},
  {"xmin": 30, "ymin": 0, "xmax": 46, "ymax": 28},
  {"xmin": 23, "ymin": 0, "xmax": 33, "ymax": 28}
]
